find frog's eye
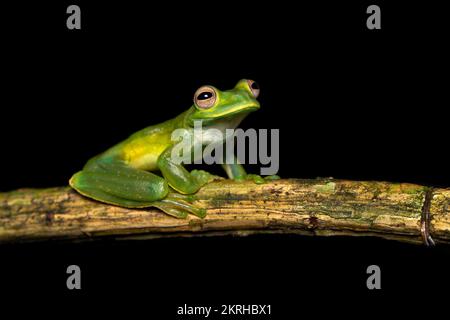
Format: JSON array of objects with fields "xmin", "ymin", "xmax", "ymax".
[
  {"xmin": 194, "ymin": 86, "xmax": 217, "ymax": 109},
  {"xmin": 247, "ymin": 80, "xmax": 260, "ymax": 98}
]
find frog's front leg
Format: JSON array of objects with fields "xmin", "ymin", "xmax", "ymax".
[
  {"xmin": 221, "ymin": 156, "xmax": 280, "ymax": 184},
  {"xmin": 157, "ymin": 147, "xmax": 223, "ymax": 194}
]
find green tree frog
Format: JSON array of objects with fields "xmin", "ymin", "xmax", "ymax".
[{"xmin": 70, "ymin": 79, "xmax": 278, "ymax": 218}]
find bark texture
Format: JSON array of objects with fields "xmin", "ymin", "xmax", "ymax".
[{"xmin": 0, "ymin": 179, "xmax": 449, "ymax": 244}]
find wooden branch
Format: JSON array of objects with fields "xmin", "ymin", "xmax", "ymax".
[{"xmin": 1, "ymin": 179, "xmax": 449, "ymax": 244}]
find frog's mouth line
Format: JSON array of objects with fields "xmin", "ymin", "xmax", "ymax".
[
  {"xmin": 192, "ymin": 104, "xmax": 259, "ymax": 122},
  {"xmin": 212, "ymin": 105, "xmax": 259, "ymax": 119}
]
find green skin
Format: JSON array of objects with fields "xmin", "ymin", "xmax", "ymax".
[{"xmin": 70, "ymin": 79, "xmax": 278, "ymax": 218}]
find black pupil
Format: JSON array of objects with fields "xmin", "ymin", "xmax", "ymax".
[
  {"xmin": 251, "ymin": 81, "xmax": 259, "ymax": 90},
  {"xmin": 198, "ymin": 92, "xmax": 213, "ymax": 100}
]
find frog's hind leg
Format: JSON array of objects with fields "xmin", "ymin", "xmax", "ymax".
[
  {"xmin": 70, "ymin": 161, "xmax": 206, "ymax": 218},
  {"xmin": 69, "ymin": 181, "xmax": 157, "ymax": 208},
  {"xmin": 151, "ymin": 202, "xmax": 189, "ymax": 219},
  {"xmin": 70, "ymin": 161, "xmax": 169, "ymax": 207},
  {"xmin": 153, "ymin": 194, "xmax": 206, "ymax": 218}
]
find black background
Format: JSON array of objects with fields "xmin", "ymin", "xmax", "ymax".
[{"xmin": 1, "ymin": 1, "xmax": 449, "ymax": 319}]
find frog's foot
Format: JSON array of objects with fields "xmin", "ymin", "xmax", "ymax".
[
  {"xmin": 191, "ymin": 169, "xmax": 224, "ymax": 187},
  {"xmin": 237, "ymin": 174, "xmax": 281, "ymax": 184},
  {"xmin": 153, "ymin": 192, "xmax": 206, "ymax": 219},
  {"xmin": 264, "ymin": 175, "xmax": 281, "ymax": 181}
]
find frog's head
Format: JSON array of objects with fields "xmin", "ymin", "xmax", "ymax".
[{"xmin": 187, "ymin": 79, "xmax": 260, "ymax": 127}]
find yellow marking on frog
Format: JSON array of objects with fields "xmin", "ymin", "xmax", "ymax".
[{"xmin": 122, "ymin": 132, "xmax": 172, "ymax": 170}]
